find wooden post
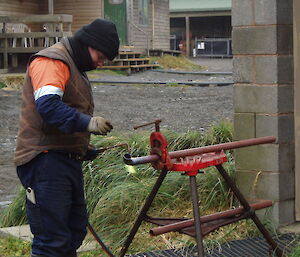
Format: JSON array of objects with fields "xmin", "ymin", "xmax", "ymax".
[
  {"xmin": 12, "ymin": 54, "xmax": 18, "ymax": 68},
  {"xmin": 185, "ymin": 16, "xmax": 190, "ymax": 57},
  {"xmin": 48, "ymin": 0, "xmax": 54, "ymax": 15},
  {"xmin": 3, "ymin": 37, "xmax": 8, "ymax": 70}
]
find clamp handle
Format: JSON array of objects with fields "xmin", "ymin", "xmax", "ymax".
[{"xmin": 134, "ymin": 119, "xmax": 162, "ymax": 132}]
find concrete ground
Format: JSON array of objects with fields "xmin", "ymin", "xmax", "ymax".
[
  {"xmin": 279, "ymin": 222, "xmax": 300, "ymax": 234},
  {"xmin": 0, "ymin": 224, "xmax": 97, "ymax": 253}
]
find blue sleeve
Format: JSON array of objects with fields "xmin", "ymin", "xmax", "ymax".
[{"xmin": 35, "ymin": 94, "xmax": 91, "ymax": 134}]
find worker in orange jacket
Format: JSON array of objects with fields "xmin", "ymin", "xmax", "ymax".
[{"xmin": 14, "ymin": 19, "xmax": 119, "ymax": 257}]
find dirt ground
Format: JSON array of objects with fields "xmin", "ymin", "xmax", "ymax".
[{"xmin": 0, "ymin": 58, "xmax": 233, "ymax": 210}]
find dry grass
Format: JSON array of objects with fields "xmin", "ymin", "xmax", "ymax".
[
  {"xmin": 0, "ymin": 74, "xmax": 25, "ymax": 90},
  {"xmin": 149, "ymin": 55, "xmax": 205, "ymax": 71}
]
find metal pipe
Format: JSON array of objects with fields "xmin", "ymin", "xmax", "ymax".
[
  {"xmin": 123, "ymin": 136, "xmax": 276, "ymax": 166},
  {"xmin": 153, "ymin": 69, "xmax": 233, "ymax": 75},
  {"xmin": 90, "ymin": 79, "xmax": 234, "ymax": 86},
  {"xmin": 149, "ymin": 200, "xmax": 272, "ymax": 236}
]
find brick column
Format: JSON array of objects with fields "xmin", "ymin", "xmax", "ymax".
[{"xmin": 232, "ymin": 0, "xmax": 294, "ymax": 225}]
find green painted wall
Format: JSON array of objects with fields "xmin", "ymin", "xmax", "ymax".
[{"xmin": 104, "ymin": 0, "xmax": 127, "ymax": 44}]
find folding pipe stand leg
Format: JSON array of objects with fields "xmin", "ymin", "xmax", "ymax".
[
  {"xmin": 215, "ymin": 164, "xmax": 284, "ymax": 257},
  {"xmin": 119, "ymin": 168, "xmax": 169, "ymax": 257},
  {"xmin": 190, "ymin": 175, "xmax": 205, "ymax": 257}
]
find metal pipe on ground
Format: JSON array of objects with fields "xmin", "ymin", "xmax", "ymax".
[
  {"xmin": 89, "ymin": 79, "xmax": 233, "ymax": 86},
  {"xmin": 153, "ymin": 69, "xmax": 233, "ymax": 75}
]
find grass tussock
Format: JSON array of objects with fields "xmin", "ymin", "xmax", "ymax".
[
  {"xmin": 0, "ymin": 188, "xmax": 26, "ymax": 227},
  {"xmin": 290, "ymin": 242, "xmax": 300, "ymax": 257},
  {"xmin": 150, "ymin": 55, "xmax": 204, "ymax": 71},
  {"xmin": 0, "ymin": 121, "xmax": 270, "ymax": 255}
]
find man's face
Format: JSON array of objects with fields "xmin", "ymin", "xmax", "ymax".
[{"xmin": 88, "ymin": 47, "xmax": 108, "ymax": 68}]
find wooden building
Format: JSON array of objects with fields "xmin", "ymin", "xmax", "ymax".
[
  {"xmin": 0, "ymin": 0, "xmax": 170, "ymax": 71},
  {"xmin": 54, "ymin": 0, "xmax": 170, "ymax": 52}
]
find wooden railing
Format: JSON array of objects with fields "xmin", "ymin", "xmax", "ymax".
[{"xmin": 0, "ymin": 15, "xmax": 73, "ymax": 71}]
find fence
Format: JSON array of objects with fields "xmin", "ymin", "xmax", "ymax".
[{"xmin": 194, "ymin": 38, "xmax": 232, "ymax": 58}]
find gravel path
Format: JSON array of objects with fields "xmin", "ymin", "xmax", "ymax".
[
  {"xmin": 0, "ymin": 58, "xmax": 233, "ymax": 209},
  {"xmin": 91, "ymin": 81, "xmax": 233, "ymax": 132}
]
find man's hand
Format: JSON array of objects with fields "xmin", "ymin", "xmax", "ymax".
[{"xmin": 87, "ymin": 116, "xmax": 113, "ymax": 135}]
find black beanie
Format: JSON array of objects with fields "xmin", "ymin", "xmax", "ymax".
[{"xmin": 74, "ymin": 19, "xmax": 120, "ymax": 61}]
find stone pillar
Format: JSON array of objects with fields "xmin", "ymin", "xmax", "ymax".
[{"xmin": 232, "ymin": 0, "xmax": 294, "ymax": 225}]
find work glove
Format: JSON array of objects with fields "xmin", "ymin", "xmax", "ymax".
[{"xmin": 87, "ymin": 116, "xmax": 113, "ymax": 135}]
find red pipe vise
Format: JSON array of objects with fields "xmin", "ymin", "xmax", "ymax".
[{"xmin": 149, "ymin": 127, "xmax": 227, "ymax": 175}]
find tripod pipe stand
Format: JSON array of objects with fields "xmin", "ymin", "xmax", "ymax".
[{"xmin": 120, "ymin": 120, "xmax": 284, "ymax": 257}]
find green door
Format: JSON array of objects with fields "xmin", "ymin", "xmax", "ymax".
[{"xmin": 104, "ymin": 0, "xmax": 127, "ymax": 45}]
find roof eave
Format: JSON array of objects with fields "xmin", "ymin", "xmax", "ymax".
[{"xmin": 170, "ymin": 7, "xmax": 231, "ymax": 13}]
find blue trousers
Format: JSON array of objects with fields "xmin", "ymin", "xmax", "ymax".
[{"xmin": 17, "ymin": 152, "xmax": 88, "ymax": 257}]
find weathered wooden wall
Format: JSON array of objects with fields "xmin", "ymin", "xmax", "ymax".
[
  {"xmin": 54, "ymin": 0, "xmax": 102, "ymax": 32},
  {"xmin": 0, "ymin": 0, "xmax": 102, "ymax": 32},
  {"xmin": 128, "ymin": 0, "xmax": 170, "ymax": 52},
  {"xmin": 0, "ymin": 0, "xmax": 45, "ymax": 16},
  {"xmin": 0, "ymin": 0, "xmax": 47, "ymax": 31},
  {"xmin": 152, "ymin": 0, "xmax": 170, "ymax": 50}
]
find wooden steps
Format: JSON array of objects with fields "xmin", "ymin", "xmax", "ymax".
[{"xmin": 99, "ymin": 47, "xmax": 160, "ymax": 74}]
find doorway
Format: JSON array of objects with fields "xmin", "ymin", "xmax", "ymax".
[{"xmin": 104, "ymin": 0, "xmax": 127, "ymax": 45}]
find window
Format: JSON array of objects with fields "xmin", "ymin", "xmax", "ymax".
[{"xmin": 138, "ymin": 0, "xmax": 148, "ymax": 25}]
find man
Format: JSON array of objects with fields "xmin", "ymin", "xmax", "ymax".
[{"xmin": 14, "ymin": 19, "xmax": 120, "ymax": 257}]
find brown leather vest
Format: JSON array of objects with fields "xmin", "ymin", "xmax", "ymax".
[{"xmin": 14, "ymin": 38, "xmax": 94, "ymax": 166}]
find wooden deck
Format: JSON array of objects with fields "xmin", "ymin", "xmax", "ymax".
[{"xmin": 0, "ymin": 15, "xmax": 72, "ymax": 72}]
